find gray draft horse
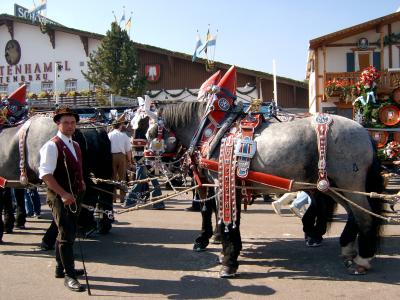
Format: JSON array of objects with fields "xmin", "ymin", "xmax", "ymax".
[
  {"xmin": 149, "ymin": 101, "xmax": 384, "ymax": 277},
  {"xmin": 0, "ymin": 114, "xmax": 114, "ymax": 232},
  {"xmin": 0, "ymin": 115, "xmax": 56, "ymax": 184}
]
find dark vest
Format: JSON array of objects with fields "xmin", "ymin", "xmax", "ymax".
[{"xmin": 51, "ymin": 136, "xmax": 84, "ymax": 195}]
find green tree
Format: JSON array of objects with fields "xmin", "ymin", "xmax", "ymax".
[{"xmin": 83, "ymin": 22, "xmax": 146, "ymax": 97}]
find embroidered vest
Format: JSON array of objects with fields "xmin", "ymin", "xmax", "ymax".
[{"xmin": 51, "ymin": 136, "xmax": 84, "ymax": 195}]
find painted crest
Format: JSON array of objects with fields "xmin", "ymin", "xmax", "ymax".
[
  {"xmin": 218, "ymin": 98, "xmax": 230, "ymax": 111},
  {"xmin": 145, "ymin": 64, "xmax": 161, "ymax": 82}
]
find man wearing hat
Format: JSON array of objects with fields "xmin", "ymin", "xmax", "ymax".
[
  {"xmin": 108, "ymin": 113, "xmax": 132, "ymax": 203},
  {"xmin": 38, "ymin": 106, "xmax": 86, "ymax": 292}
]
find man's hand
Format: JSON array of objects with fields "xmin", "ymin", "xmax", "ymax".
[
  {"xmin": 61, "ymin": 192, "xmax": 76, "ymax": 206},
  {"xmin": 82, "ymin": 180, "xmax": 86, "ymax": 192}
]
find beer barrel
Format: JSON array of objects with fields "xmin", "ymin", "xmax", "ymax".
[
  {"xmin": 368, "ymin": 130, "xmax": 389, "ymax": 148},
  {"xmin": 378, "ymin": 104, "xmax": 400, "ymax": 126}
]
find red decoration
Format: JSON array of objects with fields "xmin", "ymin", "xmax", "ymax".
[
  {"xmin": 7, "ymin": 84, "xmax": 27, "ymax": 105},
  {"xmin": 145, "ymin": 64, "xmax": 161, "ymax": 82},
  {"xmin": 368, "ymin": 130, "xmax": 388, "ymax": 148},
  {"xmin": 379, "ymin": 104, "xmax": 400, "ymax": 126}
]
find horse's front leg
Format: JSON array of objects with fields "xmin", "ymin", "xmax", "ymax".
[
  {"xmin": 219, "ymin": 195, "xmax": 242, "ymax": 278},
  {"xmin": 193, "ymin": 187, "xmax": 213, "ymax": 251}
]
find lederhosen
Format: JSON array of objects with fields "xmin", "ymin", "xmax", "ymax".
[{"xmin": 47, "ymin": 136, "xmax": 84, "ymax": 244}]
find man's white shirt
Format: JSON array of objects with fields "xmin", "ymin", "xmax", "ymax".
[
  {"xmin": 38, "ymin": 131, "xmax": 77, "ymax": 179},
  {"xmin": 108, "ymin": 129, "xmax": 131, "ymax": 154}
]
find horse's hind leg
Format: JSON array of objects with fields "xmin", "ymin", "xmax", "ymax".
[
  {"xmin": 341, "ymin": 194, "xmax": 380, "ymax": 274},
  {"xmin": 340, "ymin": 212, "xmax": 358, "ymax": 267}
]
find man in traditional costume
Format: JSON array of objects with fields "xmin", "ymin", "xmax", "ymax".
[{"xmin": 39, "ymin": 107, "xmax": 86, "ymax": 292}]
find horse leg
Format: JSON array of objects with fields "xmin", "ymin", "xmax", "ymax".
[
  {"xmin": 0, "ymin": 188, "xmax": 4, "ymax": 242},
  {"xmin": 303, "ymin": 191, "xmax": 333, "ymax": 246},
  {"xmin": 193, "ymin": 187, "xmax": 213, "ymax": 251},
  {"xmin": 341, "ymin": 194, "xmax": 380, "ymax": 275},
  {"xmin": 210, "ymin": 190, "xmax": 222, "ymax": 244},
  {"xmin": 14, "ymin": 188, "xmax": 26, "ymax": 229},
  {"xmin": 219, "ymin": 196, "xmax": 242, "ymax": 278},
  {"xmin": 339, "ymin": 212, "xmax": 358, "ymax": 267},
  {"xmin": 3, "ymin": 188, "xmax": 15, "ymax": 233}
]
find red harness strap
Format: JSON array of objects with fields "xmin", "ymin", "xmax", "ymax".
[
  {"xmin": 313, "ymin": 113, "xmax": 333, "ymax": 192},
  {"xmin": 218, "ymin": 134, "xmax": 237, "ymax": 229},
  {"xmin": 235, "ymin": 114, "xmax": 262, "ymax": 208}
]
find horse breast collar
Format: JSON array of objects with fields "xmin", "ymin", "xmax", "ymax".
[{"xmin": 313, "ymin": 113, "xmax": 333, "ymax": 192}]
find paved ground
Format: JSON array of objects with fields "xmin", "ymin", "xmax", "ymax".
[{"xmin": 0, "ymin": 189, "xmax": 399, "ymax": 300}]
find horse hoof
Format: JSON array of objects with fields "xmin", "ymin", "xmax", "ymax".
[
  {"xmin": 342, "ymin": 255, "xmax": 356, "ymax": 268},
  {"xmin": 193, "ymin": 242, "xmax": 207, "ymax": 252},
  {"xmin": 343, "ymin": 258, "xmax": 354, "ymax": 268},
  {"xmin": 347, "ymin": 263, "xmax": 368, "ymax": 275},
  {"xmin": 210, "ymin": 234, "xmax": 222, "ymax": 244},
  {"xmin": 216, "ymin": 253, "xmax": 223, "ymax": 264},
  {"xmin": 219, "ymin": 265, "xmax": 237, "ymax": 278}
]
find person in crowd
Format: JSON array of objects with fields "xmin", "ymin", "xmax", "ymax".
[
  {"xmin": 24, "ymin": 187, "xmax": 41, "ymax": 218},
  {"xmin": 39, "ymin": 106, "xmax": 86, "ymax": 292},
  {"xmin": 108, "ymin": 115, "xmax": 132, "ymax": 203},
  {"xmin": 123, "ymin": 96, "xmax": 165, "ymax": 209}
]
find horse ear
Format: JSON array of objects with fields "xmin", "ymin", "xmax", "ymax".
[{"xmin": 218, "ymin": 65, "xmax": 237, "ymax": 96}]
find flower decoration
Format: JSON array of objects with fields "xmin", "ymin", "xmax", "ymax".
[
  {"xmin": 325, "ymin": 79, "xmax": 357, "ymax": 102},
  {"xmin": 383, "ymin": 141, "xmax": 400, "ymax": 160},
  {"xmin": 356, "ymin": 66, "xmax": 380, "ymax": 93}
]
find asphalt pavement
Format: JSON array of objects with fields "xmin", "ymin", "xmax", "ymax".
[{"xmin": 0, "ymin": 189, "xmax": 399, "ymax": 299}]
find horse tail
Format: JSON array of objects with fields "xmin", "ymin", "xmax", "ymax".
[{"xmin": 366, "ymin": 140, "xmax": 385, "ymax": 240}]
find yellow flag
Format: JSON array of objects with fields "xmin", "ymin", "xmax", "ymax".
[{"xmin": 125, "ymin": 17, "xmax": 132, "ymax": 31}]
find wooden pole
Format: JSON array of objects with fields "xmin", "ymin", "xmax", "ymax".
[{"xmin": 380, "ymin": 25, "xmax": 384, "ymax": 71}]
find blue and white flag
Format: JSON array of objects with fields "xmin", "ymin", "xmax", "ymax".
[
  {"xmin": 198, "ymin": 29, "xmax": 210, "ymax": 54},
  {"xmin": 192, "ymin": 34, "xmax": 203, "ymax": 62},
  {"xmin": 29, "ymin": 0, "xmax": 47, "ymax": 14},
  {"xmin": 199, "ymin": 31, "xmax": 217, "ymax": 55},
  {"xmin": 207, "ymin": 34, "xmax": 217, "ymax": 47},
  {"xmin": 120, "ymin": 12, "xmax": 126, "ymax": 25}
]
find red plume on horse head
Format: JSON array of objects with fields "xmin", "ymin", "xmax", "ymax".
[
  {"xmin": 218, "ymin": 65, "xmax": 237, "ymax": 97},
  {"xmin": 7, "ymin": 84, "xmax": 27, "ymax": 105},
  {"xmin": 197, "ymin": 70, "xmax": 221, "ymax": 101}
]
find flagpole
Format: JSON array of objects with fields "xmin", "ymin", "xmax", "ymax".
[{"xmin": 273, "ymin": 59, "xmax": 278, "ymax": 107}]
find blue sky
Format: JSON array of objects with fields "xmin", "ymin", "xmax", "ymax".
[{"xmin": 2, "ymin": 0, "xmax": 400, "ymax": 81}]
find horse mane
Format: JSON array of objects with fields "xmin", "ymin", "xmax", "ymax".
[
  {"xmin": 161, "ymin": 101, "xmax": 207, "ymax": 130},
  {"xmin": 134, "ymin": 116, "xmax": 150, "ymax": 139}
]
